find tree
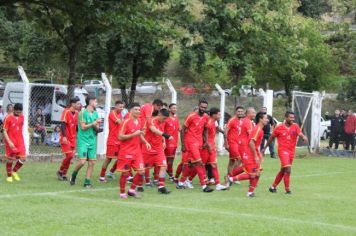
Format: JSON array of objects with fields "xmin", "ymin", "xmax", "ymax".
[{"xmin": 297, "ymin": 0, "xmax": 331, "ymax": 18}]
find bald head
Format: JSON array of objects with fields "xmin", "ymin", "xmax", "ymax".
[{"xmin": 246, "ymin": 107, "xmax": 256, "ymax": 120}]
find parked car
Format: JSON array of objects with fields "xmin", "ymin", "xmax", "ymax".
[
  {"xmin": 274, "ymin": 89, "xmax": 286, "ymax": 98},
  {"xmin": 320, "ymin": 116, "xmax": 330, "ymax": 140},
  {"xmin": 136, "ymin": 82, "xmax": 162, "ymax": 94},
  {"xmin": 33, "ymin": 79, "xmax": 52, "ymax": 84},
  {"xmin": 180, "ymin": 84, "xmax": 197, "ymax": 95},
  {"xmin": 83, "ymin": 80, "xmax": 106, "ymax": 95}
]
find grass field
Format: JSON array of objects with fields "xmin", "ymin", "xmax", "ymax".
[{"xmin": 1, "ymin": 154, "xmax": 356, "ymax": 236}]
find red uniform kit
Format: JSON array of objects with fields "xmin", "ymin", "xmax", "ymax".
[
  {"xmin": 238, "ymin": 117, "xmax": 254, "ymax": 157},
  {"xmin": 140, "ymin": 103, "xmax": 154, "ymax": 129},
  {"xmin": 272, "ymin": 123, "xmax": 301, "ymax": 167},
  {"xmin": 58, "ymin": 108, "xmax": 78, "ymax": 178},
  {"xmin": 117, "ymin": 118, "xmax": 144, "ymax": 173},
  {"xmin": 106, "ymin": 110, "xmax": 123, "ymax": 158},
  {"xmin": 3, "ymin": 114, "xmax": 26, "ymax": 160},
  {"xmin": 226, "ymin": 117, "xmax": 242, "ymax": 160},
  {"xmin": 164, "ymin": 115, "xmax": 180, "ymax": 158},
  {"xmin": 243, "ymin": 126, "xmax": 264, "ymax": 175},
  {"xmin": 184, "ymin": 112, "xmax": 209, "ymax": 163},
  {"xmin": 201, "ymin": 119, "xmax": 218, "ymax": 165}
]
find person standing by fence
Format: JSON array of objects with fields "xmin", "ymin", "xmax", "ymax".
[
  {"xmin": 328, "ymin": 109, "xmax": 344, "ymax": 150},
  {"xmin": 344, "ymin": 110, "xmax": 356, "ymax": 152}
]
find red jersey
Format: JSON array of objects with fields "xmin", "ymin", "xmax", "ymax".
[
  {"xmin": 239, "ymin": 117, "xmax": 254, "ymax": 146},
  {"xmin": 119, "ymin": 118, "xmax": 142, "ymax": 157},
  {"xmin": 3, "ymin": 114, "xmax": 25, "ymax": 149},
  {"xmin": 143, "ymin": 117, "xmax": 165, "ymax": 154},
  {"xmin": 184, "ymin": 112, "xmax": 209, "ymax": 145},
  {"xmin": 140, "ymin": 103, "xmax": 154, "ymax": 129},
  {"xmin": 226, "ymin": 117, "xmax": 242, "ymax": 144},
  {"xmin": 107, "ymin": 110, "xmax": 123, "ymax": 146},
  {"xmin": 206, "ymin": 118, "xmax": 217, "ymax": 148},
  {"xmin": 344, "ymin": 114, "xmax": 356, "ymax": 134},
  {"xmin": 60, "ymin": 108, "xmax": 78, "ymax": 144},
  {"xmin": 246, "ymin": 125, "xmax": 264, "ymax": 160},
  {"xmin": 273, "ymin": 122, "xmax": 301, "ymax": 154},
  {"xmin": 164, "ymin": 115, "xmax": 180, "ymax": 148}
]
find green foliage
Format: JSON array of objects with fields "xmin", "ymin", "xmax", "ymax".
[{"xmin": 297, "ymin": 0, "xmax": 331, "ymax": 18}]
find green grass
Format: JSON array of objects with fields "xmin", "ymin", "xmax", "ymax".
[{"xmin": 1, "ymin": 155, "xmax": 356, "ymax": 236}]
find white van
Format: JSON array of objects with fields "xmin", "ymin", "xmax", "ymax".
[{"xmin": 3, "ymin": 82, "xmax": 92, "ymax": 127}]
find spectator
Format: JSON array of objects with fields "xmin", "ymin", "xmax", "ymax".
[
  {"xmin": 4, "ymin": 104, "xmax": 13, "ymax": 118},
  {"xmin": 258, "ymin": 106, "xmax": 276, "ymax": 158},
  {"xmin": 344, "ymin": 110, "xmax": 356, "ymax": 151},
  {"xmin": 328, "ymin": 109, "xmax": 344, "ymax": 150},
  {"xmin": 0, "ymin": 105, "xmax": 4, "ymax": 123},
  {"xmin": 121, "ymin": 101, "xmax": 128, "ymax": 117},
  {"xmin": 43, "ymin": 100, "xmax": 52, "ymax": 124},
  {"xmin": 45, "ymin": 126, "xmax": 61, "ymax": 147},
  {"xmin": 33, "ymin": 108, "xmax": 46, "ymax": 126},
  {"xmin": 32, "ymin": 108, "xmax": 46, "ymax": 144}
]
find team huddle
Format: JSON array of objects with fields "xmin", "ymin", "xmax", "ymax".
[{"xmin": 2, "ymin": 96, "xmax": 308, "ymax": 198}]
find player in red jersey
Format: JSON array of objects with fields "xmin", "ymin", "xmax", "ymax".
[
  {"xmin": 117, "ymin": 103, "xmax": 151, "ymax": 199},
  {"xmin": 140, "ymin": 99, "xmax": 163, "ymax": 129},
  {"xmin": 142, "ymin": 108, "xmax": 172, "ymax": 194},
  {"xmin": 200, "ymin": 108, "xmax": 227, "ymax": 190},
  {"xmin": 3, "ymin": 103, "xmax": 26, "ymax": 183},
  {"xmin": 224, "ymin": 106, "xmax": 244, "ymax": 179},
  {"xmin": 164, "ymin": 103, "xmax": 180, "ymax": 182},
  {"xmin": 227, "ymin": 112, "xmax": 268, "ymax": 197},
  {"xmin": 56, "ymin": 97, "xmax": 81, "ymax": 181},
  {"xmin": 177, "ymin": 99, "xmax": 214, "ymax": 192},
  {"xmin": 99, "ymin": 101, "xmax": 124, "ymax": 182},
  {"xmin": 263, "ymin": 111, "xmax": 308, "ymax": 194}
]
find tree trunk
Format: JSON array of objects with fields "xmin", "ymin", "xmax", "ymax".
[
  {"xmin": 284, "ymin": 79, "xmax": 293, "ymax": 109},
  {"xmin": 67, "ymin": 44, "xmax": 78, "ymax": 102}
]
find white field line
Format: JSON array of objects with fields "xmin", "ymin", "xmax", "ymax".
[
  {"xmin": 264, "ymin": 170, "xmax": 353, "ymax": 180},
  {"xmin": 53, "ymin": 193, "xmax": 356, "ymax": 233}
]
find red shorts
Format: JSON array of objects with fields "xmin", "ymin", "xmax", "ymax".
[
  {"xmin": 117, "ymin": 153, "xmax": 144, "ymax": 172},
  {"xmin": 278, "ymin": 150, "xmax": 295, "ymax": 167},
  {"xmin": 238, "ymin": 145, "xmax": 248, "ymax": 159},
  {"xmin": 106, "ymin": 145, "xmax": 120, "ymax": 158},
  {"xmin": 243, "ymin": 163, "xmax": 260, "ymax": 176},
  {"xmin": 182, "ymin": 151, "xmax": 189, "ymax": 164},
  {"xmin": 165, "ymin": 146, "xmax": 177, "ymax": 158},
  {"xmin": 186, "ymin": 142, "xmax": 202, "ymax": 163},
  {"xmin": 201, "ymin": 148, "xmax": 217, "ymax": 164},
  {"xmin": 5, "ymin": 145, "xmax": 26, "ymax": 160},
  {"xmin": 228, "ymin": 142, "xmax": 240, "ymax": 160},
  {"xmin": 143, "ymin": 151, "xmax": 167, "ymax": 169},
  {"xmin": 61, "ymin": 140, "xmax": 75, "ymax": 155}
]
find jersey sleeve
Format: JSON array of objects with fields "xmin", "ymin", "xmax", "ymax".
[
  {"xmin": 295, "ymin": 124, "xmax": 301, "ymax": 135},
  {"xmin": 109, "ymin": 112, "xmax": 117, "ymax": 123},
  {"xmin": 184, "ymin": 113, "xmax": 194, "ymax": 127},
  {"xmin": 250, "ymin": 127, "xmax": 261, "ymax": 141},
  {"xmin": 120, "ymin": 119, "xmax": 130, "ymax": 134},
  {"xmin": 61, "ymin": 110, "xmax": 69, "ymax": 123},
  {"xmin": 2, "ymin": 116, "xmax": 10, "ymax": 130},
  {"xmin": 272, "ymin": 124, "xmax": 281, "ymax": 137}
]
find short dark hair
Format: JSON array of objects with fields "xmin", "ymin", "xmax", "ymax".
[
  {"xmin": 115, "ymin": 100, "xmax": 123, "ymax": 105},
  {"xmin": 70, "ymin": 97, "xmax": 80, "ymax": 105},
  {"xmin": 129, "ymin": 102, "xmax": 140, "ymax": 109},
  {"xmin": 153, "ymin": 99, "xmax": 163, "ymax": 106},
  {"xmin": 255, "ymin": 112, "xmax": 266, "ymax": 124},
  {"xmin": 159, "ymin": 108, "xmax": 170, "ymax": 117},
  {"xmin": 209, "ymin": 107, "xmax": 220, "ymax": 116},
  {"xmin": 163, "ymin": 102, "xmax": 168, "ymax": 107},
  {"xmin": 169, "ymin": 103, "xmax": 176, "ymax": 108},
  {"xmin": 285, "ymin": 111, "xmax": 295, "ymax": 118},
  {"xmin": 235, "ymin": 105, "xmax": 244, "ymax": 111},
  {"xmin": 14, "ymin": 103, "xmax": 23, "ymax": 111},
  {"xmin": 199, "ymin": 98, "xmax": 208, "ymax": 105},
  {"xmin": 85, "ymin": 95, "xmax": 96, "ymax": 106}
]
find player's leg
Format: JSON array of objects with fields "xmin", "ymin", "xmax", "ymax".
[
  {"xmin": 108, "ymin": 159, "xmax": 118, "ymax": 178},
  {"xmin": 117, "ymin": 158, "xmax": 131, "ymax": 199},
  {"xmin": 84, "ymin": 159, "xmax": 96, "ymax": 188},
  {"xmin": 270, "ymin": 167, "xmax": 284, "ymax": 193},
  {"xmin": 174, "ymin": 161, "xmax": 183, "ymax": 182},
  {"xmin": 270, "ymin": 151, "xmax": 290, "ymax": 193},
  {"xmin": 70, "ymin": 158, "xmax": 86, "ymax": 185},
  {"xmin": 11, "ymin": 157, "xmax": 25, "ymax": 181},
  {"xmin": 211, "ymin": 162, "xmax": 227, "ymax": 191},
  {"xmin": 247, "ymin": 175, "xmax": 260, "ymax": 198},
  {"xmin": 157, "ymin": 154, "xmax": 170, "ymax": 194},
  {"xmin": 128, "ymin": 155, "xmax": 145, "ymax": 198},
  {"xmin": 283, "ymin": 166, "xmax": 292, "ymax": 194},
  {"xmin": 58, "ymin": 151, "xmax": 74, "ymax": 181},
  {"xmin": 5, "ymin": 159, "xmax": 14, "ymax": 182},
  {"xmin": 99, "ymin": 158, "xmax": 112, "ymax": 182}
]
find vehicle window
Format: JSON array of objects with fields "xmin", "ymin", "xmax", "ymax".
[
  {"xmin": 93, "ymin": 81, "xmax": 100, "ymax": 84},
  {"xmin": 8, "ymin": 91, "xmax": 23, "ymax": 104},
  {"xmin": 55, "ymin": 92, "xmax": 67, "ymax": 108},
  {"xmin": 84, "ymin": 81, "xmax": 90, "ymax": 85}
]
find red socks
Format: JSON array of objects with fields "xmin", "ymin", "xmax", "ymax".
[
  {"xmin": 131, "ymin": 173, "xmax": 143, "ymax": 190},
  {"xmin": 6, "ymin": 162, "xmax": 12, "ymax": 177},
  {"xmin": 284, "ymin": 172, "xmax": 291, "ymax": 191},
  {"xmin": 100, "ymin": 167, "xmax": 107, "ymax": 178},
  {"xmin": 272, "ymin": 171, "xmax": 284, "ymax": 188},
  {"xmin": 13, "ymin": 160, "xmax": 24, "ymax": 173},
  {"xmin": 59, "ymin": 153, "xmax": 74, "ymax": 175},
  {"xmin": 211, "ymin": 166, "xmax": 220, "ymax": 185},
  {"xmin": 145, "ymin": 168, "xmax": 151, "ymax": 184},
  {"xmin": 179, "ymin": 164, "xmax": 190, "ymax": 183},
  {"xmin": 110, "ymin": 160, "xmax": 118, "ymax": 173},
  {"xmin": 167, "ymin": 160, "xmax": 173, "ymax": 177},
  {"xmin": 188, "ymin": 166, "xmax": 197, "ymax": 181},
  {"xmin": 248, "ymin": 176, "xmax": 259, "ymax": 193},
  {"xmin": 120, "ymin": 174, "xmax": 128, "ymax": 193},
  {"xmin": 195, "ymin": 165, "xmax": 207, "ymax": 186},
  {"xmin": 153, "ymin": 166, "xmax": 159, "ymax": 181},
  {"xmin": 233, "ymin": 173, "xmax": 250, "ymax": 182},
  {"xmin": 175, "ymin": 162, "xmax": 183, "ymax": 179},
  {"xmin": 158, "ymin": 177, "xmax": 165, "ymax": 188}
]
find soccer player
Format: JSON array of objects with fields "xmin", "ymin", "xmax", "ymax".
[
  {"xmin": 164, "ymin": 103, "xmax": 180, "ymax": 182},
  {"xmin": 200, "ymin": 107, "xmax": 227, "ymax": 190},
  {"xmin": 117, "ymin": 103, "xmax": 151, "ymax": 199},
  {"xmin": 177, "ymin": 99, "xmax": 214, "ymax": 192},
  {"xmin": 228, "ymin": 112, "xmax": 268, "ymax": 197},
  {"xmin": 69, "ymin": 96, "xmax": 101, "ymax": 188},
  {"xmin": 140, "ymin": 99, "xmax": 163, "ymax": 129},
  {"xmin": 56, "ymin": 97, "xmax": 81, "ymax": 181},
  {"xmin": 263, "ymin": 111, "xmax": 308, "ymax": 194},
  {"xmin": 3, "ymin": 103, "xmax": 25, "ymax": 182},
  {"xmin": 224, "ymin": 106, "xmax": 244, "ymax": 179},
  {"xmin": 142, "ymin": 108, "xmax": 172, "ymax": 194},
  {"xmin": 99, "ymin": 101, "xmax": 124, "ymax": 182}
]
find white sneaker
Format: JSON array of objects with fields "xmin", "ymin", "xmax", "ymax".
[
  {"xmin": 184, "ymin": 180, "xmax": 194, "ymax": 189},
  {"xmin": 209, "ymin": 178, "xmax": 215, "ymax": 185},
  {"xmin": 234, "ymin": 180, "xmax": 241, "ymax": 185},
  {"xmin": 215, "ymin": 184, "xmax": 227, "ymax": 191}
]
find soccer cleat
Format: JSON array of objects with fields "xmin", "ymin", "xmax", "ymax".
[
  {"xmin": 6, "ymin": 177, "xmax": 13, "ymax": 183},
  {"xmin": 215, "ymin": 184, "xmax": 228, "ymax": 191},
  {"xmin": 234, "ymin": 180, "xmax": 241, "ymax": 185},
  {"xmin": 56, "ymin": 171, "xmax": 64, "ymax": 181},
  {"xmin": 158, "ymin": 187, "xmax": 171, "ymax": 194},
  {"xmin": 269, "ymin": 187, "xmax": 277, "ymax": 193},
  {"xmin": 247, "ymin": 192, "xmax": 255, "ymax": 198},
  {"xmin": 62, "ymin": 176, "xmax": 68, "ymax": 181},
  {"xmin": 119, "ymin": 193, "xmax": 128, "ymax": 199},
  {"xmin": 137, "ymin": 186, "xmax": 144, "ymax": 192},
  {"xmin": 285, "ymin": 190, "xmax": 292, "ymax": 195},
  {"xmin": 153, "ymin": 180, "xmax": 159, "ymax": 186},
  {"xmin": 176, "ymin": 182, "xmax": 186, "ymax": 189},
  {"xmin": 145, "ymin": 182, "xmax": 153, "ymax": 188},
  {"xmin": 99, "ymin": 177, "xmax": 107, "ymax": 183},
  {"xmin": 209, "ymin": 178, "xmax": 215, "ymax": 185},
  {"xmin": 128, "ymin": 190, "xmax": 141, "ymax": 199},
  {"xmin": 106, "ymin": 172, "xmax": 114, "ymax": 179},
  {"xmin": 12, "ymin": 172, "xmax": 20, "ymax": 181},
  {"xmin": 224, "ymin": 175, "xmax": 233, "ymax": 188},
  {"xmin": 169, "ymin": 176, "xmax": 175, "ymax": 183},
  {"xmin": 84, "ymin": 183, "xmax": 93, "ymax": 189},
  {"xmin": 184, "ymin": 180, "xmax": 194, "ymax": 189},
  {"xmin": 127, "ymin": 176, "xmax": 134, "ymax": 183},
  {"xmin": 202, "ymin": 186, "xmax": 214, "ymax": 193},
  {"xmin": 69, "ymin": 177, "xmax": 76, "ymax": 186}
]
